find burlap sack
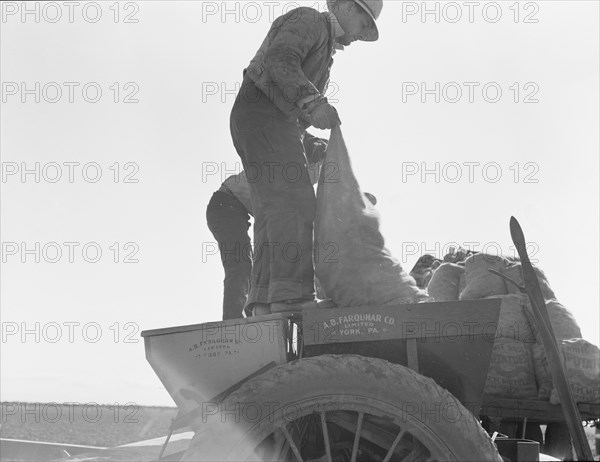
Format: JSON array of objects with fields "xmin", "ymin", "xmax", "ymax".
[
  {"xmin": 427, "ymin": 263, "xmax": 465, "ymax": 302},
  {"xmin": 459, "ymin": 253, "xmax": 510, "ymax": 300},
  {"xmin": 443, "ymin": 247, "xmax": 474, "ymax": 264},
  {"xmin": 526, "ymin": 300, "xmax": 582, "ymax": 400},
  {"xmin": 502, "ymin": 263, "xmax": 556, "ymax": 300},
  {"xmin": 459, "ymin": 272, "xmax": 466, "ymax": 293},
  {"xmin": 484, "ymin": 337, "xmax": 538, "ymax": 399},
  {"xmin": 486, "ymin": 294, "xmax": 535, "ymax": 343},
  {"xmin": 549, "ymin": 339, "xmax": 600, "ymax": 404},
  {"xmin": 314, "ymin": 127, "xmax": 429, "ymax": 307},
  {"xmin": 546, "ymin": 300, "xmax": 582, "ymax": 340}
]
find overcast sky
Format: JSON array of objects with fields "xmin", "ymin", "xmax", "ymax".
[{"xmin": 1, "ymin": 1, "xmax": 598, "ymax": 407}]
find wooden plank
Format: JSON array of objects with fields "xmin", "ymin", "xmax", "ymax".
[
  {"xmin": 406, "ymin": 339, "xmax": 419, "ymax": 372},
  {"xmin": 142, "ymin": 313, "xmax": 294, "ymax": 337},
  {"xmin": 480, "ymin": 396, "xmax": 600, "ymax": 422},
  {"xmin": 302, "ymin": 299, "xmax": 501, "ymax": 346}
]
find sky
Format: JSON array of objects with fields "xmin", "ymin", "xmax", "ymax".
[{"xmin": 1, "ymin": 1, "xmax": 599, "ymax": 408}]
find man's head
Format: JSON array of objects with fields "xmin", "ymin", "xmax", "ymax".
[{"xmin": 327, "ymin": 0, "xmax": 382, "ymax": 45}]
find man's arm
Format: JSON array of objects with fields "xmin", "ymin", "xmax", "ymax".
[
  {"xmin": 265, "ymin": 8, "xmax": 326, "ymax": 108},
  {"xmin": 303, "ymin": 131, "xmax": 328, "ymax": 186}
]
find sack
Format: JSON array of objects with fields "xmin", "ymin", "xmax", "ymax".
[
  {"xmin": 546, "ymin": 300, "xmax": 582, "ymax": 340},
  {"xmin": 502, "ymin": 263, "xmax": 556, "ymax": 300},
  {"xmin": 427, "ymin": 263, "xmax": 465, "ymax": 302},
  {"xmin": 486, "ymin": 294, "xmax": 535, "ymax": 343},
  {"xmin": 526, "ymin": 300, "xmax": 582, "ymax": 401},
  {"xmin": 314, "ymin": 127, "xmax": 429, "ymax": 307},
  {"xmin": 532, "ymin": 342, "xmax": 553, "ymax": 400},
  {"xmin": 459, "ymin": 272, "xmax": 466, "ymax": 293},
  {"xmin": 443, "ymin": 247, "xmax": 474, "ymax": 264},
  {"xmin": 460, "ymin": 253, "xmax": 510, "ymax": 300},
  {"xmin": 484, "ymin": 337, "xmax": 538, "ymax": 399},
  {"xmin": 549, "ymin": 339, "xmax": 600, "ymax": 404}
]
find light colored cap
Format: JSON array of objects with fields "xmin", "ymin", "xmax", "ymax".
[{"xmin": 328, "ymin": 0, "xmax": 382, "ymax": 41}]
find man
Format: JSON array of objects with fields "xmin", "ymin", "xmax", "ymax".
[
  {"xmin": 409, "ymin": 254, "xmax": 441, "ymax": 289},
  {"xmin": 229, "ymin": 0, "xmax": 382, "ymax": 316},
  {"xmin": 207, "ymin": 133, "xmax": 328, "ymax": 320}
]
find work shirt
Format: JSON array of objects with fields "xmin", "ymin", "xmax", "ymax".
[{"xmin": 245, "ymin": 7, "xmax": 345, "ymax": 123}]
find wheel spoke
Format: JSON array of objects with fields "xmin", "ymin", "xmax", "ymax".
[
  {"xmin": 405, "ymin": 448, "xmax": 421, "ymax": 462},
  {"xmin": 401, "ymin": 448, "xmax": 417, "ymax": 462},
  {"xmin": 281, "ymin": 424, "xmax": 304, "ymax": 462},
  {"xmin": 399, "ymin": 439, "xmax": 427, "ymax": 462},
  {"xmin": 319, "ymin": 411, "xmax": 333, "ymax": 462},
  {"xmin": 268, "ymin": 429, "xmax": 289, "ymax": 462},
  {"xmin": 415, "ymin": 440, "xmax": 431, "ymax": 461},
  {"xmin": 382, "ymin": 428, "xmax": 406, "ymax": 462},
  {"xmin": 328, "ymin": 411, "xmax": 398, "ymax": 452},
  {"xmin": 350, "ymin": 412, "xmax": 364, "ymax": 462}
]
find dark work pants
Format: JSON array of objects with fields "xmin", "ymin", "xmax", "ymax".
[
  {"xmin": 206, "ymin": 191, "xmax": 252, "ymax": 320},
  {"xmin": 230, "ymin": 78, "xmax": 316, "ymax": 308}
]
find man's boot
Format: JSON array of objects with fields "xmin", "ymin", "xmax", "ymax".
[
  {"xmin": 270, "ymin": 299, "xmax": 336, "ymax": 313},
  {"xmin": 251, "ymin": 303, "xmax": 271, "ymax": 316}
]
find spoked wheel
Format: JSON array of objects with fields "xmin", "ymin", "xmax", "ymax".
[
  {"xmin": 182, "ymin": 355, "xmax": 501, "ymax": 462},
  {"xmin": 252, "ymin": 406, "xmax": 459, "ymax": 462}
]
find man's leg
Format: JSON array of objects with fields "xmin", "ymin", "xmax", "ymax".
[
  {"xmin": 231, "ymin": 81, "xmax": 315, "ymax": 306},
  {"xmin": 206, "ymin": 192, "xmax": 252, "ymax": 320},
  {"xmin": 245, "ymin": 162, "xmax": 271, "ymax": 309},
  {"xmin": 243, "ymin": 122, "xmax": 316, "ymax": 304}
]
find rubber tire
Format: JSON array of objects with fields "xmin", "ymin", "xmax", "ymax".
[{"xmin": 182, "ymin": 354, "xmax": 502, "ymax": 462}]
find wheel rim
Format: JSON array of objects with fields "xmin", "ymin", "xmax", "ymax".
[{"xmin": 226, "ymin": 394, "xmax": 459, "ymax": 462}]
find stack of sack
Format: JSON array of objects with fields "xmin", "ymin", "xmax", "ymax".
[{"xmin": 425, "ymin": 251, "xmax": 600, "ymax": 404}]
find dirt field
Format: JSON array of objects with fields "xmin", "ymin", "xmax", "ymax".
[
  {"xmin": 0, "ymin": 402, "xmax": 180, "ymax": 447},
  {"xmin": 1, "ymin": 402, "xmax": 598, "ymax": 458}
]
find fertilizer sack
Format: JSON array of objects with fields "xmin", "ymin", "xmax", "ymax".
[
  {"xmin": 484, "ymin": 337, "xmax": 537, "ymax": 399},
  {"xmin": 528, "ymin": 298, "xmax": 582, "ymax": 341},
  {"xmin": 485, "ymin": 294, "xmax": 535, "ymax": 343},
  {"xmin": 502, "ymin": 263, "xmax": 556, "ymax": 300},
  {"xmin": 549, "ymin": 339, "xmax": 600, "ymax": 405},
  {"xmin": 459, "ymin": 273, "xmax": 466, "ymax": 293},
  {"xmin": 427, "ymin": 263, "xmax": 465, "ymax": 302},
  {"xmin": 528, "ymin": 300, "xmax": 582, "ymax": 400},
  {"xmin": 545, "ymin": 299, "xmax": 582, "ymax": 340},
  {"xmin": 460, "ymin": 253, "xmax": 510, "ymax": 300},
  {"xmin": 314, "ymin": 127, "xmax": 429, "ymax": 307}
]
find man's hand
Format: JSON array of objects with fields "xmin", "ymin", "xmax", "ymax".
[
  {"xmin": 312, "ymin": 140, "xmax": 328, "ymax": 160},
  {"xmin": 309, "ymin": 102, "xmax": 341, "ymax": 130},
  {"xmin": 303, "ymin": 132, "xmax": 328, "ymax": 164}
]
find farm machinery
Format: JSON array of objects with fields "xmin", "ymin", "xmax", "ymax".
[
  {"xmin": 142, "ymin": 178, "xmax": 598, "ymax": 462},
  {"xmin": 141, "ymin": 297, "xmax": 599, "ymax": 461}
]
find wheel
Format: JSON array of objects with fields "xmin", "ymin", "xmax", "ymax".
[{"xmin": 182, "ymin": 354, "xmax": 502, "ymax": 462}]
